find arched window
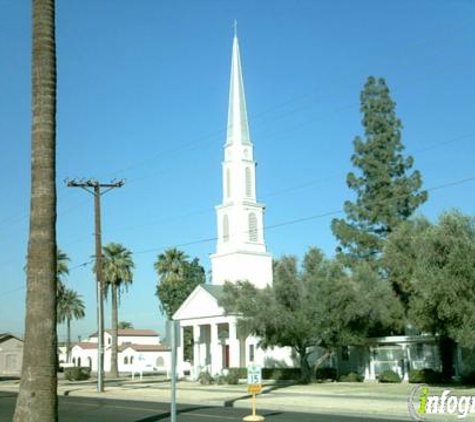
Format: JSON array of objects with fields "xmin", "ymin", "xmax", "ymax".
[
  {"xmin": 72, "ymin": 357, "xmax": 76, "ymax": 366},
  {"xmin": 124, "ymin": 357, "xmax": 129, "ymax": 365},
  {"xmin": 226, "ymin": 168, "xmax": 231, "ymax": 198},
  {"xmin": 130, "ymin": 356, "xmax": 134, "ymax": 365},
  {"xmin": 156, "ymin": 357, "xmax": 165, "ymax": 367},
  {"xmin": 249, "ymin": 213, "xmax": 258, "ymax": 242},
  {"xmin": 223, "ymin": 215, "xmax": 229, "ymax": 242},
  {"xmin": 245, "ymin": 167, "xmax": 252, "ymax": 197}
]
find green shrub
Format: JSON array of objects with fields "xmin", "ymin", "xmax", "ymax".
[
  {"xmin": 198, "ymin": 371, "xmax": 214, "ymax": 385},
  {"xmin": 338, "ymin": 372, "xmax": 364, "ymax": 382},
  {"xmin": 216, "ymin": 375, "xmax": 226, "ymax": 385},
  {"xmin": 378, "ymin": 370, "xmax": 401, "ymax": 383},
  {"xmin": 461, "ymin": 370, "xmax": 475, "ymax": 386},
  {"xmin": 225, "ymin": 371, "xmax": 240, "ymax": 385},
  {"xmin": 409, "ymin": 368, "xmax": 444, "ymax": 384},
  {"xmin": 262, "ymin": 368, "xmax": 301, "ymax": 381},
  {"xmin": 228, "ymin": 367, "xmax": 300, "ymax": 381},
  {"xmin": 64, "ymin": 366, "xmax": 91, "ymax": 381},
  {"xmin": 315, "ymin": 367, "xmax": 337, "ymax": 381},
  {"xmin": 228, "ymin": 367, "xmax": 247, "ymax": 379}
]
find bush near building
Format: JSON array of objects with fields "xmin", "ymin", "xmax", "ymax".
[
  {"xmin": 378, "ymin": 370, "xmax": 401, "ymax": 383},
  {"xmin": 64, "ymin": 367, "xmax": 91, "ymax": 381},
  {"xmin": 338, "ymin": 372, "xmax": 364, "ymax": 382},
  {"xmin": 315, "ymin": 367, "xmax": 337, "ymax": 381},
  {"xmin": 409, "ymin": 368, "xmax": 445, "ymax": 384}
]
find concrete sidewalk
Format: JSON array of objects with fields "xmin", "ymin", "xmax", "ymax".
[{"xmin": 0, "ymin": 377, "xmax": 422, "ymax": 421}]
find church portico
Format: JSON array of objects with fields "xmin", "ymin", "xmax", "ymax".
[{"xmin": 175, "ymin": 313, "xmax": 243, "ymax": 378}]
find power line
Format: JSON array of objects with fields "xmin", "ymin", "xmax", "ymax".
[{"xmin": 132, "ymin": 174, "xmax": 475, "ymax": 255}]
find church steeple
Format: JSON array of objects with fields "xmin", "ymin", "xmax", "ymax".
[
  {"xmin": 210, "ymin": 29, "xmax": 273, "ymax": 289},
  {"xmin": 226, "ymin": 31, "xmax": 251, "ymax": 146}
]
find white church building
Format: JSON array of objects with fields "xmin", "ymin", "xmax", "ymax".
[{"xmin": 173, "ymin": 33, "xmax": 296, "ymax": 378}]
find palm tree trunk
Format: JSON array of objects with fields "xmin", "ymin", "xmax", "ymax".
[
  {"xmin": 110, "ymin": 283, "xmax": 119, "ymax": 377},
  {"xmin": 14, "ymin": 1, "xmax": 58, "ymax": 421},
  {"xmin": 66, "ymin": 318, "xmax": 71, "ymax": 363}
]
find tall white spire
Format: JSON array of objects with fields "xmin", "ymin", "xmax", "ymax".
[
  {"xmin": 226, "ymin": 30, "xmax": 251, "ymax": 146},
  {"xmin": 210, "ymin": 29, "xmax": 273, "ymax": 289}
]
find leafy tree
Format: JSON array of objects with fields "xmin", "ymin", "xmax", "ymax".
[
  {"xmin": 14, "ymin": 1, "xmax": 58, "ymax": 420},
  {"xmin": 155, "ymin": 248, "xmax": 205, "ymax": 319},
  {"xmin": 118, "ymin": 321, "xmax": 134, "ymax": 329},
  {"xmin": 384, "ymin": 210, "xmax": 475, "ymax": 378},
  {"xmin": 57, "ymin": 288, "xmax": 85, "ymax": 363},
  {"xmin": 102, "ymin": 243, "xmax": 134, "ymax": 378},
  {"xmin": 332, "ymin": 76, "xmax": 427, "ymax": 268},
  {"xmin": 220, "ymin": 248, "xmax": 402, "ymax": 382}
]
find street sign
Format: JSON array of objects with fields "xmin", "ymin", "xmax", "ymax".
[
  {"xmin": 245, "ymin": 364, "xmax": 265, "ymax": 421},
  {"xmin": 247, "ymin": 364, "xmax": 262, "ymax": 385}
]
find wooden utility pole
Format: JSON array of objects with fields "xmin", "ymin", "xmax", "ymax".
[{"xmin": 66, "ymin": 178, "xmax": 124, "ymax": 392}]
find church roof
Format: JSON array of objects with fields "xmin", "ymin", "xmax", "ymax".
[
  {"xmin": 226, "ymin": 34, "xmax": 251, "ymax": 146},
  {"xmin": 201, "ymin": 284, "xmax": 224, "ymax": 301},
  {"xmin": 89, "ymin": 329, "xmax": 159, "ymax": 337}
]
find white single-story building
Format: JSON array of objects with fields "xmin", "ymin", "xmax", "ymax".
[
  {"xmin": 64, "ymin": 328, "xmax": 170, "ymax": 375},
  {"xmin": 0, "ymin": 334, "xmax": 23, "ymax": 376}
]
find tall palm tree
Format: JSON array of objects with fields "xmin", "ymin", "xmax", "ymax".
[
  {"xmin": 102, "ymin": 243, "xmax": 134, "ymax": 378},
  {"xmin": 154, "ymin": 248, "xmax": 189, "ymax": 282},
  {"xmin": 57, "ymin": 288, "xmax": 85, "ymax": 363},
  {"xmin": 14, "ymin": 1, "xmax": 58, "ymax": 421}
]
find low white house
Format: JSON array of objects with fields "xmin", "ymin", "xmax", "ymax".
[
  {"xmin": 0, "ymin": 334, "xmax": 23, "ymax": 376},
  {"xmin": 65, "ymin": 329, "xmax": 170, "ymax": 374}
]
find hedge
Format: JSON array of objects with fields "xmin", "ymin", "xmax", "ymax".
[
  {"xmin": 228, "ymin": 367, "xmax": 301, "ymax": 381},
  {"xmin": 64, "ymin": 366, "xmax": 91, "ymax": 381},
  {"xmin": 315, "ymin": 367, "xmax": 337, "ymax": 381},
  {"xmin": 409, "ymin": 368, "xmax": 445, "ymax": 384},
  {"xmin": 338, "ymin": 372, "xmax": 364, "ymax": 382},
  {"xmin": 378, "ymin": 370, "xmax": 401, "ymax": 383}
]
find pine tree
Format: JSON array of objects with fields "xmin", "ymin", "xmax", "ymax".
[{"xmin": 332, "ymin": 76, "xmax": 427, "ymax": 268}]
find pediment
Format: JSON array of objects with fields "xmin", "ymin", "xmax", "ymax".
[{"xmin": 173, "ymin": 285, "xmax": 225, "ymax": 320}]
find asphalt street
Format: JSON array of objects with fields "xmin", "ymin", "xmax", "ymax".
[{"xmin": 0, "ymin": 392, "xmax": 407, "ymax": 422}]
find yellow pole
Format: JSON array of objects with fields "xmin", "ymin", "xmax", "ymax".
[{"xmin": 252, "ymin": 393, "xmax": 256, "ymax": 417}]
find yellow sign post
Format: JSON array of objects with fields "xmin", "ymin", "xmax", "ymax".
[{"xmin": 243, "ymin": 365, "xmax": 265, "ymax": 422}]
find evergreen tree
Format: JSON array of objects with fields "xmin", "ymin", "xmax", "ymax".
[{"xmin": 332, "ymin": 76, "xmax": 427, "ymax": 268}]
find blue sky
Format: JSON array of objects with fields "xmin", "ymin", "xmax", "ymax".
[{"xmin": 1, "ymin": 0, "xmax": 474, "ymax": 341}]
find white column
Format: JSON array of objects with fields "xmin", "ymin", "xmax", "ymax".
[
  {"xmin": 210, "ymin": 323, "xmax": 221, "ymax": 375},
  {"xmin": 176, "ymin": 325, "xmax": 184, "ymax": 376},
  {"xmin": 229, "ymin": 320, "xmax": 240, "ymax": 368},
  {"xmin": 193, "ymin": 325, "xmax": 201, "ymax": 379}
]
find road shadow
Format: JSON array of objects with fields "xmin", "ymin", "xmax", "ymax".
[
  {"xmin": 134, "ymin": 405, "xmax": 214, "ymax": 422},
  {"xmin": 224, "ymin": 380, "xmax": 296, "ymax": 408}
]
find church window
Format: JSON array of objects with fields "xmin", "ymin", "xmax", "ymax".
[
  {"xmin": 223, "ymin": 215, "xmax": 230, "ymax": 242},
  {"xmin": 245, "ymin": 167, "xmax": 252, "ymax": 197},
  {"xmin": 248, "ymin": 213, "xmax": 258, "ymax": 242},
  {"xmin": 226, "ymin": 169, "xmax": 231, "ymax": 198},
  {"xmin": 156, "ymin": 357, "xmax": 165, "ymax": 367},
  {"xmin": 130, "ymin": 356, "xmax": 134, "ymax": 365},
  {"xmin": 124, "ymin": 357, "xmax": 128, "ymax": 365}
]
